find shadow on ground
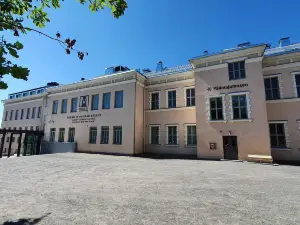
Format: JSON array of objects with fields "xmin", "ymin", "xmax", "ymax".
[
  {"xmin": 2, "ymin": 213, "xmax": 50, "ymax": 225},
  {"xmin": 135, "ymin": 153, "xmax": 200, "ymax": 160}
]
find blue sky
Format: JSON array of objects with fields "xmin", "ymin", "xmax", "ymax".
[{"xmin": 1, "ymin": 0, "xmax": 300, "ymax": 121}]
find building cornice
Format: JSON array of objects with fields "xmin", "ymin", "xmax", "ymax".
[{"xmin": 3, "ymin": 94, "xmax": 43, "ymax": 105}]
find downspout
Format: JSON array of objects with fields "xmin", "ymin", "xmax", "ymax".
[{"xmin": 133, "ymin": 79, "xmax": 137, "ymax": 155}]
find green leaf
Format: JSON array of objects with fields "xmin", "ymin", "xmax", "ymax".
[
  {"xmin": 14, "ymin": 41, "xmax": 24, "ymax": 50},
  {"xmin": 0, "ymin": 81, "xmax": 8, "ymax": 90},
  {"xmin": 10, "ymin": 65, "xmax": 30, "ymax": 80},
  {"xmin": 7, "ymin": 47, "xmax": 19, "ymax": 58}
]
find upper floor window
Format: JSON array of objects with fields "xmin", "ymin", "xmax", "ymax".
[
  {"xmin": 32, "ymin": 107, "xmax": 36, "ymax": 119},
  {"xmin": 150, "ymin": 92, "xmax": 159, "ymax": 110},
  {"xmin": 30, "ymin": 90, "xmax": 36, "ymax": 95},
  {"xmin": 52, "ymin": 100, "xmax": 58, "ymax": 114},
  {"xmin": 16, "ymin": 94, "xmax": 21, "ymax": 98},
  {"xmin": 264, "ymin": 76, "xmax": 280, "ymax": 100},
  {"xmin": 20, "ymin": 109, "xmax": 24, "ymax": 120},
  {"xmin": 167, "ymin": 90, "xmax": 176, "ymax": 108},
  {"xmin": 230, "ymin": 93, "xmax": 249, "ymax": 120},
  {"xmin": 26, "ymin": 108, "xmax": 30, "ymax": 119},
  {"xmin": 269, "ymin": 123, "xmax": 286, "ymax": 148},
  {"xmin": 23, "ymin": 92, "xmax": 28, "ymax": 97},
  {"xmin": 114, "ymin": 91, "xmax": 124, "ymax": 108},
  {"xmin": 37, "ymin": 106, "xmax": 42, "ymax": 118},
  {"xmin": 15, "ymin": 109, "xmax": 19, "ymax": 120},
  {"xmin": 185, "ymin": 88, "xmax": 195, "ymax": 107},
  {"xmin": 9, "ymin": 110, "xmax": 13, "ymax": 120},
  {"xmin": 228, "ymin": 61, "xmax": 246, "ymax": 80},
  {"xmin": 102, "ymin": 92, "xmax": 111, "ymax": 109},
  {"xmin": 91, "ymin": 94, "xmax": 99, "ymax": 111},
  {"xmin": 4, "ymin": 111, "xmax": 8, "ymax": 121},
  {"xmin": 71, "ymin": 98, "xmax": 78, "ymax": 112},
  {"xmin": 61, "ymin": 99, "xmax": 67, "ymax": 114},
  {"xmin": 210, "ymin": 97, "xmax": 224, "ymax": 121},
  {"xmin": 294, "ymin": 74, "xmax": 300, "ymax": 97}
]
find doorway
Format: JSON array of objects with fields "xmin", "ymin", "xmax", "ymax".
[{"xmin": 223, "ymin": 136, "xmax": 238, "ymax": 160}]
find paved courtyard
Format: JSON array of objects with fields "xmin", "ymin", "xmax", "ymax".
[{"xmin": 0, "ymin": 153, "xmax": 300, "ymax": 225}]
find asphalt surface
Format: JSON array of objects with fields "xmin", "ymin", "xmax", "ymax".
[{"xmin": 0, "ymin": 153, "xmax": 299, "ymax": 225}]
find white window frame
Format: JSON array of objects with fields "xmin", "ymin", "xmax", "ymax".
[
  {"xmin": 166, "ymin": 89, "xmax": 177, "ymax": 109},
  {"xmin": 184, "ymin": 124, "xmax": 197, "ymax": 146},
  {"xmin": 149, "ymin": 125, "xmax": 160, "ymax": 145},
  {"xmin": 183, "ymin": 86, "xmax": 195, "ymax": 107},
  {"xmin": 264, "ymin": 74, "xmax": 283, "ymax": 99},
  {"xmin": 206, "ymin": 94, "xmax": 226, "ymax": 122},
  {"xmin": 291, "ymin": 71, "xmax": 300, "ymax": 98},
  {"xmin": 149, "ymin": 91, "xmax": 160, "ymax": 110},
  {"xmin": 165, "ymin": 124, "xmax": 179, "ymax": 146},
  {"xmin": 228, "ymin": 92, "xmax": 251, "ymax": 122},
  {"xmin": 268, "ymin": 121, "xmax": 290, "ymax": 148}
]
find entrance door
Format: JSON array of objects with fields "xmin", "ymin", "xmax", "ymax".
[{"xmin": 223, "ymin": 136, "xmax": 238, "ymax": 160}]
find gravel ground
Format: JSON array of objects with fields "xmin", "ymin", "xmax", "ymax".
[{"xmin": 0, "ymin": 153, "xmax": 300, "ymax": 225}]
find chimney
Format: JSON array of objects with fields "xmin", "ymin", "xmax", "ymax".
[
  {"xmin": 156, "ymin": 61, "xmax": 163, "ymax": 72},
  {"xmin": 81, "ymin": 78, "xmax": 85, "ymax": 81},
  {"xmin": 279, "ymin": 37, "xmax": 290, "ymax": 47}
]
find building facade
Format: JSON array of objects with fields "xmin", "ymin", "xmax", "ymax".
[{"xmin": 2, "ymin": 38, "xmax": 300, "ymax": 162}]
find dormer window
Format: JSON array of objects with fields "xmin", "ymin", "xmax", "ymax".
[
  {"xmin": 29, "ymin": 90, "xmax": 36, "ymax": 95},
  {"xmin": 228, "ymin": 61, "xmax": 246, "ymax": 80}
]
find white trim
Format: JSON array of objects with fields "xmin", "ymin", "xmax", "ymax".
[
  {"xmin": 263, "ymin": 61, "xmax": 300, "ymax": 72},
  {"xmin": 149, "ymin": 125, "xmax": 160, "ymax": 145},
  {"xmin": 194, "ymin": 64, "xmax": 227, "ymax": 72},
  {"xmin": 266, "ymin": 98, "xmax": 300, "ymax": 103},
  {"xmin": 165, "ymin": 124, "xmax": 179, "ymax": 145},
  {"xmin": 205, "ymin": 94, "xmax": 226, "ymax": 122},
  {"xmin": 149, "ymin": 91, "xmax": 160, "ymax": 110},
  {"xmin": 145, "ymin": 79, "xmax": 195, "ymax": 88},
  {"xmin": 184, "ymin": 124, "xmax": 197, "ymax": 145},
  {"xmin": 263, "ymin": 74, "xmax": 281, "ymax": 78},
  {"xmin": 268, "ymin": 121, "xmax": 290, "ymax": 148},
  {"xmin": 3, "ymin": 98, "xmax": 42, "ymax": 106},
  {"xmin": 145, "ymin": 106, "xmax": 196, "ymax": 113},
  {"xmin": 183, "ymin": 86, "xmax": 195, "ymax": 107},
  {"xmin": 263, "ymin": 74, "xmax": 283, "ymax": 99},
  {"xmin": 166, "ymin": 89, "xmax": 177, "ymax": 109},
  {"xmin": 48, "ymin": 79, "xmax": 136, "ymax": 97},
  {"xmin": 229, "ymin": 119, "xmax": 252, "ymax": 123},
  {"xmin": 208, "ymin": 120, "xmax": 227, "ymax": 123},
  {"xmin": 245, "ymin": 57, "xmax": 263, "ymax": 63},
  {"xmin": 291, "ymin": 71, "xmax": 300, "ymax": 98},
  {"xmin": 229, "ymin": 92, "xmax": 251, "ymax": 121},
  {"xmin": 268, "ymin": 121, "xmax": 288, "ymax": 124},
  {"xmin": 225, "ymin": 57, "xmax": 248, "ymax": 63}
]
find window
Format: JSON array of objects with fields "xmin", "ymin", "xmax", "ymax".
[
  {"xmin": 210, "ymin": 97, "xmax": 224, "ymax": 121},
  {"xmin": 15, "ymin": 110, "xmax": 19, "ymax": 120},
  {"xmin": 113, "ymin": 126, "xmax": 122, "ymax": 144},
  {"xmin": 37, "ymin": 106, "xmax": 42, "ymax": 118},
  {"xmin": 19, "ymin": 127, "xmax": 22, "ymax": 130},
  {"xmin": 231, "ymin": 94, "xmax": 248, "ymax": 120},
  {"xmin": 89, "ymin": 127, "xmax": 97, "ymax": 144},
  {"xmin": 100, "ymin": 126, "xmax": 109, "ymax": 144},
  {"xmin": 61, "ymin": 99, "xmax": 68, "ymax": 113},
  {"xmin": 186, "ymin": 125, "xmax": 197, "ymax": 146},
  {"xmin": 102, "ymin": 92, "xmax": 111, "ymax": 109},
  {"xmin": 6, "ymin": 137, "xmax": 9, "ymax": 142},
  {"xmin": 114, "ymin": 91, "xmax": 124, "ymax": 108},
  {"xmin": 30, "ymin": 91, "xmax": 36, "ymax": 95},
  {"xmin": 149, "ymin": 125, "xmax": 160, "ymax": 145},
  {"xmin": 52, "ymin": 100, "xmax": 58, "ymax": 114},
  {"xmin": 36, "ymin": 126, "xmax": 39, "ymax": 131},
  {"xmin": 167, "ymin": 125, "xmax": 178, "ymax": 145},
  {"xmin": 30, "ymin": 126, "xmax": 33, "ymax": 131},
  {"xmin": 167, "ymin": 90, "xmax": 176, "ymax": 108},
  {"xmin": 150, "ymin": 92, "xmax": 159, "ymax": 110},
  {"xmin": 71, "ymin": 98, "xmax": 78, "ymax": 112},
  {"xmin": 12, "ymin": 137, "xmax": 15, "ymax": 143},
  {"xmin": 4, "ymin": 111, "xmax": 8, "ymax": 121},
  {"xmin": 294, "ymin": 74, "xmax": 300, "ymax": 97},
  {"xmin": 10, "ymin": 110, "xmax": 13, "ymax": 120},
  {"xmin": 186, "ymin": 88, "xmax": 195, "ymax": 107},
  {"xmin": 228, "ymin": 61, "xmax": 246, "ymax": 80},
  {"xmin": 91, "ymin": 94, "xmax": 99, "ymax": 111},
  {"xmin": 20, "ymin": 109, "xmax": 24, "ymax": 120},
  {"xmin": 264, "ymin": 77, "xmax": 280, "ymax": 100},
  {"xmin": 32, "ymin": 107, "xmax": 36, "ymax": 119},
  {"xmin": 23, "ymin": 92, "xmax": 28, "ymax": 97},
  {"xmin": 269, "ymin": 123, "xmax": 286, "ymax": 148},
  {"xmin": 58, "ymin": 128, "xmax": 65, "ymax": 142},
  {"xmin": 68, "ymin": 128, "xmax": 75, "ymax": 142},
  {"xmin": 26, "ymin": 108, "xmax": 30, "ymax": 119},
  {"xmin": 50, "ymin": 128, "xmax": 56, "ymax": 142}
]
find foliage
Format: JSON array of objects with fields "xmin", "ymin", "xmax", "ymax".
[{"xmin": 0, "ymin": 0, "xmax": 127, "ymax": 89}]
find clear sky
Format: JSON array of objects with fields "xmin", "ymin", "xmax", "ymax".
[{"xmin": 1, "ymin": 0, "xmax": 300, "ymax": 122}]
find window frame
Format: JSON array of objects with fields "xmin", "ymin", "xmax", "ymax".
[
  {"xmin": 9, "ymin": 110, "xmax": 13, "ymax": 120},
  {"xmin": 291, "ymin": 72, "xmax": 300, "ymax": 98},
  {"xmin": 58, "ymin": 128, "xmax": 65, "ymax": 142},
  {"xmin": 229, "ymin": 92, "xmax": 251, "ymax": 121},
  {"xmin": 50, "ymin": 128, "xmax": 56, "ymax": 142},
  {"xmin": 184, "ymin": 87, "xmax": 195, "ymax": 107},
  {"xmin": 52, "ymin": 100, "xmax": 58, "ymax": 114},
  {"xmin": 4, "ymin": 111, "xmax": 8, "ymax": 121},
  {"xmin": 89, "ymin": 127, "xmax": 97, "ymax": 144},
  {"xmin": 15, "ymin": 109, "xmax": 19, "ymax": 120},
  {"xmin": 268, "ymin": 121, "xmax": 289, "ymax": 148},
  {"xmin": 166, "ymin": 89, "xmax": 177, "ymax": 109},
  {"xmin": 61, "ymin": 99, "xmax": 68, "ymax": 114},
  {"xmin": 91, "ymin": 94, "xmax": 99, "ymax": 111},
  {"xmin": 26, "ymin": 108, "xmax": 30, "ymax": 119},
  {"xmin": 70, "ymin": 97, "xmax": 78, "ymax": 113},
  {"xmin": 149, "ymin": 125, "xmax": 160, "ymax": 145},
  {"xmin": 113, "ymin": 126, "xmax": 122, "ymax": 145},
  {"xmin": 20, "ymin": 109, "xmax": 24, "ymax": 120},
  {"xmin": 68, "ymin": 127, "xmax": 75, "ymax": 143},
  {"xmin": 264, "ymin": 74, "xmax": 282, "ymax": 100},
  {"xmin": 165, "ymin": 125, "xmax": 179, "ymax": 146},
  {"xmin": 32, "ymin": 107, "xmax": 36, "ymax": 119},
  {"xmin": 149, "ymin": 91, "xmax": 160, "ymax": 110},
  {"xmin": 185, "ymin": 124, "xmax": 197, "ymax": 146},
  {"xmin": 207, "ymin": 94, "xmax": 226, "ymax": 122},
  {"xmin": 102, "ymin": 92, "xmax": 111, "ymax": 109},
  {"xmin": 114, "ymin": 90, "xmax": 124, "ymax": 108},
  {"xmin": 228, "ymin": 61, "xmax": 246, "ymax": 80},
  {"xmin": 100, "ymin": 126, "xmax": 109, "ymax": 144}
]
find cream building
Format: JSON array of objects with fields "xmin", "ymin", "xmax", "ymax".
[{"xmin": 1, "ymin": 38, "xmax": 300, "ymax": 162}]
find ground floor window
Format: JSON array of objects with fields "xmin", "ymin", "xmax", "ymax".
[
  {"xmin": 89, "ymin": 127, "xmax": 97, "ymax": 144},
  {"xmin": 269, "ymin": 123, "xmax": 286, "ymax": 148},
  {"xmin": 101, "ymin": 126, "xmax": 109, "ymax": 144},
  {"xmin": 166, "ymin": 125, "xmax": 178, "ymax": 145},
  {"xmin": 68, "ymin": 128, "xmax": 75, "ymax": 142},
  {"xmin": 149, "ymin": 125, "xmax": 160, "ymax": 145},
  {"xmin": 113, "ymin": 126, "xmax": 122, "ymax": 145},
  {"xmin": 186, "ymin": 125, "xmax": 197, "ymax": 146},
  {"xmin": 50, "ymin": 128, "xmax": 56, "ymax": 142},
  {"xmin": 58, "ymin": 128, "xmax": 65, "ymax": 142}
]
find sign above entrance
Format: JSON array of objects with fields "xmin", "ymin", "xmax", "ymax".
[
  {"xmin": 67, "ymin": 113, "xmax": 101, "ymax": 124},
  {"xmin": 207, "ymin": 83, "xmax": 248, "ymax": 92},
  {"xmin": 79, "ymin": 95, "xmax": 89, "ymax": 112}
]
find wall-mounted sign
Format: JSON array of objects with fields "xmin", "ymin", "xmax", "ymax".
[
  {"xmin": 207, "ymin": 83, "xmax": 248, "ymax": 92},
  {"xmin": 79, "ymin": 95, "xmax": 89, "ymax": 112},
  {"xmin": 67, "ymin": 113, "xmax": 101, "ymax": 124},
  {"xmin": 209, "ymin": 142, "xmax": 216, "ymax": 150}
]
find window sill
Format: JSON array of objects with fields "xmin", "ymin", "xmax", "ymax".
[
  {"xmin": 208, "ymin": 120, "xmax": 227, "ymax": 123},
  {"xmin": 266, "ymin": 98, "xmax": 300, "ymax": 103},
  {"xmin": 165, "ymin": 144, "xmax": 179, "ymax": 147},
  {"xmin": 146, "ymin": 106, "xmax": 196, "ymax": 112},
  {"xmin": 184, "ymin": 145, "xmax": 197, "ymax": 148},
  {"xmin": 149, "ymin": 144, "xmax": 161, "ymax": 146},
  {"xmin": 113, "ymin": 143, "xmax": 122, "ymax": 145},
  {"xmin": 229, "ymin": 119, "xmax": 252, "ymax": 123},
  {"xmin": 271, "ymin": 147, "xmax": 292, "ymax": 151}
]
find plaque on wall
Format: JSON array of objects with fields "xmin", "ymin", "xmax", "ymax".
[
  {"xmin": 209, "ymin": 142, "xmax": 216, "ymax": 150},
  {"xmin": 79, "ymin": 95, "xmax": 89, "ymax": 111}
]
